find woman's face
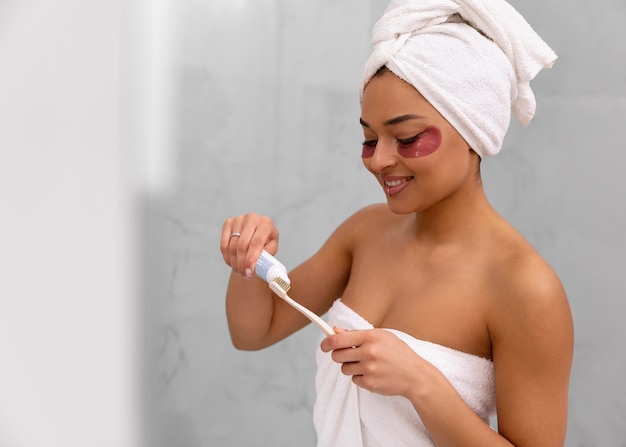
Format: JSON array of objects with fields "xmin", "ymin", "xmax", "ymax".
[{"xmin": 360, "ymin": 70, "xmax": 478, "ymax": 214}]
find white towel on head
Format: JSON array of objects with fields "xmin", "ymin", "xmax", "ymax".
[
  {"xmin": 314, "ymin": 299, "xmax": 496, "ymax": 447},
  {"xmin": 360, "ymin": 0, "xmax": 557, "ymax": 157}
]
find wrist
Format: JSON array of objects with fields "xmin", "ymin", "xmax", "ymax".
[{"xmin": 404, "ymin": 359, "xmax": 448, "ymax": 410}]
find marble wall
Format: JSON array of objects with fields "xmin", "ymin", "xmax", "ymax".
[{"xmin": 148, "ymin": 0, "xmax": 626, "ymax": 446}]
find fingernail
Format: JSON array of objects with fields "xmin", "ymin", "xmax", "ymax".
[{"xmin": 245, "ymin": 268, "xmax": 252, "ymax": 278}]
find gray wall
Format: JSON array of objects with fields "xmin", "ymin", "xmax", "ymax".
[{"xmin": 149, "ymin": 1, "xmax": 626, "ymax": 446}]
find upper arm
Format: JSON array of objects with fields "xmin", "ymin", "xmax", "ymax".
[
  {"xmin": 264, "ymin": 204, "xmax": 384, "ymax": 342},
  {"xmin": 490, "ymin": 258, "xmax": 574, "ymax": 446}
]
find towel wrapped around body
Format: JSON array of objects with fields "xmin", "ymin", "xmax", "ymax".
[
  {"xmin": 314, "ymin": 299, "xmax": 496, "ymax": 447},
  {"xmin": 360, "ymin": 0, "xmax": 557, "ymax": 157}
]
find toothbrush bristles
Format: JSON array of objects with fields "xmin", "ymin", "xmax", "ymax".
[{"xmin": 272, "ymin": 277, "xmax": 291, "ymax": 292}]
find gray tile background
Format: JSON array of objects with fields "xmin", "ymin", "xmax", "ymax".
[
  {"xmin": 148, "ymin": 1, "xmax": 626, "ymax": 446},
  {"xmin": 0, "ymin": 0, "xmax": 624, "ymax": 446}
]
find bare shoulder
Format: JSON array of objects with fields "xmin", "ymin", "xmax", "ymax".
[
  {"xmin": 334, "ymin": 202, "xmax": 400, "ymax": 240},
  {"xmin": 342, "ymin": 202, "xmax": 397, "ymax": 227},
  {"xmin": 486, "ymin": 230, "xmax": 574, "ymax": 445},
  {"xmin": 309, "ymin": 202, "xmax": 397, "ymax": 276},
  {"xmin": 486, "ymin": 228, "xmax": 573, "ymax": 352},
  {"xmin": 487, "ymin": 239, "xmax": 572, "ymax": 335},
  {"xmin": 303, "ymin": 203, "xmax": 393, "ymax": 266}
]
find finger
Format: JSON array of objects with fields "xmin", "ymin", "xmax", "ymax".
[
  {"xmin": 232, "ymin": 216, "xmax": 261, "ymax": 275},
  {"xmin": 231, "ymin": 215, "xmax": 253, "ymax": 274},
  {"xmin": 340, "ymin": 361, "xmax": 364, "ymax": 378},
  {"xmin": 320, "ymin": 329, "xmax": 363, "ymax": 353},
  {"xmin": 226, "ymin": 215, "xmax": 250, "ymax": 274},
  {"xmin": 220, "ymin": 216, "xmax": 240, "ymax": 265},
  {"xmin": 321, "ymin": 327, "xmax": 348, "ymax": 350},
  {"xmin": 351, "ymin": 374, "xmax": 366, "ymax": 389},
  {"xmin": 332, "ymin": 345, "xmax": 363, "ymax": 364},
  {"xmin": 243, "ymin": 225, "xmax": 279, "ymax": 275},
  {"xmin": 238, "ymin": 226, "xmax": 262, "ymax": 276},
  {"xmin": 235, "ymin": 214, "xmax": 279, "ymax": 275},
  {"xmin": 222, "ymin": 212, "xmax": 280, "ymax": 276}
]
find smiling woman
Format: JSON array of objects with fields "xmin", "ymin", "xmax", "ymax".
[
  {"xmin": 219, "ymin": 0, "xmax": 574, "ymax": 446},
  {"xmin": 137, "ymin": 0, "xmax": 626, "ymax": 444}
]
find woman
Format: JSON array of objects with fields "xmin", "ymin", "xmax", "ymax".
[{"xmin": 220, "ymin": 0, "xmax": 573, "ymax": 445}]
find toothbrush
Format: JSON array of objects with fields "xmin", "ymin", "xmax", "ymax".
[
  {"xmin": 269, "ymin": 278, "xmax": 334, "ymax": 336},
  {"xmin": 254, "ymin": 249, "xmax": 334, "ymax": 336}
]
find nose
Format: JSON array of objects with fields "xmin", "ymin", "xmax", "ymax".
[{"xmin": 366, "ymin": 139, "xmax": 398, "ymax": 173}]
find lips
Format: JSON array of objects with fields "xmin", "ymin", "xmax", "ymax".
[{"xmin": 382, "ymin": 176, "xmax": 413, "ymax": 196}]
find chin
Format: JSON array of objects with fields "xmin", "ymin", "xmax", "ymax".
[{"xmin": 385, "ymin": 200, "xmax": 418, "ymax": 215}]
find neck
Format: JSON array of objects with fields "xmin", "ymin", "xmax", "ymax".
[{"xmin": 410, "ymin": 176, "xmax": 497, "ymax": 245}]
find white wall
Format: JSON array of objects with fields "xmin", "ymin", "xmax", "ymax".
[{"xmin": 0, "ymin": 2, "xmax": 140, "ymax": 446}]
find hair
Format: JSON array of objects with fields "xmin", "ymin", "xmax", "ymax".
[{"xmin": 373, "ymin": 65, "xmax": 391, "ymax": 78}]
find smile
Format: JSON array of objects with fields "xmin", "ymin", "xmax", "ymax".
[
  {"xmin": 384, "ymin": 177, "xmax": 413, "ymax": 187},
  {"xmin": 382, "ymin": 176, "xmax": 414, "ymax": 196}
]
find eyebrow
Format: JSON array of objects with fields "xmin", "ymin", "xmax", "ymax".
[{"xmin": 359, "ymin": 114, "xmax": 425, "ymax": 128}]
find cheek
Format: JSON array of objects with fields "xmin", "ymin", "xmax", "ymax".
[{"xmin": 398, "ymin": 126, "xmax": 442, "ymax": 158}]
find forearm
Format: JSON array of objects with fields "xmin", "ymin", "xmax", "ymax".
[
  {"xmin": 225, "ymin": 271, "xmax": 276, "ymax": 350},
  {"xmin": 410, "ymin": 366, "xmax": 514, "ymax": 447}
]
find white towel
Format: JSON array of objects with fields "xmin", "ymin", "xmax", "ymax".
[
  {"xmin": 314, "ymin": 300, "xmax": 496, "ymax": 447},
  {"xmin": 360, "ymin": 0, "xmax": 557, "ymax": 158}
]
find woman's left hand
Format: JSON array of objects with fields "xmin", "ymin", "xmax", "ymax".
[{"xmin": 320, "ymin": 328, "xmax": 427, "ymax": 399}]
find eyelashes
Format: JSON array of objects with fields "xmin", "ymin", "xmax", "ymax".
[
  {"xmin": 397, "ymin": 134, "xmax": 421, "ymax": 145},
  {"xmin": 360, "ymin": 127, "xmax": 442, "ymax": 159},
  {"xmin": 361, "ymin": 139, "xmax": 377, "ymax": 158}
]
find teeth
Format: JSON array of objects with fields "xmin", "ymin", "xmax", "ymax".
[{"xmin": 384, "ymin": 178, "xmax": 411, "ymax": 187}]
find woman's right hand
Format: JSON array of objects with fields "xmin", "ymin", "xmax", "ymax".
[{"xmin": 220, "ymin": 213, "xmax": 280, "ymax": 278}]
